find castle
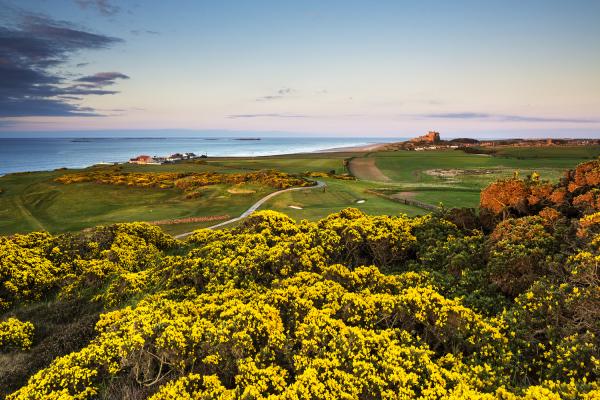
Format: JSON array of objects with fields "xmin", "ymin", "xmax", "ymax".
[{"xmin": 410, "ymin": 131, "xmax": 441, "ymax": 144}]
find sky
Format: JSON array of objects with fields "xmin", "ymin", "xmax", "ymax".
[{"xmin": 0, "ymin": 0, "xmax": 599, "ymax": 138}]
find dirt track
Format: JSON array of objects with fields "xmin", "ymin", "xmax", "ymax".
[{"xmin": 347, "ymin": 157, "xmax": 391, "ymax": 182}]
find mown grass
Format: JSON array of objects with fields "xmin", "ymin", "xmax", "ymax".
[
  {"xmin": 0, "ymin": 167, "xmax": 275, "ymax": 235},
  {"xmin": 492, "ymin": 145, "xmax": 600, "ymax": 159},
  {"xmin": 203, "ymin": 152, "xmax": 351, "ymax": 174},
  {"xmin": 0, "ymin": 152, "xmax": 412, "ymax": 236},
  {"xmin": 368, "ymin": 146, "xmax": 600, "ymax": 207},
  {"xmin": 1, "ymin": 146, "xmax": 597, "ymax": 236},
  {"xmin": 260, "ymin": 178, "xmax": 422, "ymax": 220}
]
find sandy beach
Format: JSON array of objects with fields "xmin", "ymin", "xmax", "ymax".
[{"xmin": 317, "ymin": 142, "xmax": 387, "ymax": 153}]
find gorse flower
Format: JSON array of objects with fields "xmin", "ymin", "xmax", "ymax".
[
  {"xmin": 2, "ymin": 196, "xmax": 600, "ymax": 398},
  {"xmin": 0, "ymin": 318, "xmax": 34, "ymax": 351}
]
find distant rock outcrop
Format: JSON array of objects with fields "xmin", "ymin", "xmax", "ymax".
[{"xmin": 410, "ymin": 131, "xmax": 441, "ymax": 144}]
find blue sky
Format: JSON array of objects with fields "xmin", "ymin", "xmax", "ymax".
[{"xmin": 1, "ymin": 0, "xmax": 599, "ymax": 137}]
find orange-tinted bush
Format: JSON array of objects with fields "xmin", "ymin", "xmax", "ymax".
[
  {"xmin": 573, "ymin": 190, "xmax": 600, "ymax": 212},
  {"xmin": 481, "ymin": 159, "xmax": 600, "ymax": 219},
  {"xmin": 566, "ymin": 160, "xmax": 600, "ymax": 192},
  {"xmin": 480, "ymin": 178, "xmax": 529, "ymax": 216}
]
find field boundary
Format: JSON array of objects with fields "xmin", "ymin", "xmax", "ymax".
[{"xmin": 365, "ymin": 189, "xmax": 439, "ymax": 212}]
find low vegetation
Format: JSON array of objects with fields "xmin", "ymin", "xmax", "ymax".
[
  {"xmin": 0, "ymin": 318, "xmax": 34, "ymax": 351},
  {"xmin": 1, "ymin": 147, "xmax": 598, "ymax": 236},
  {"xmin": 480, "ymin": 160, "xmax": 600, "ymax": 219},
  {"xmin": 1, "ymin": 159, "xmax": 600, "ymax": 398},
  {"xmin": 55, "ymin": 168, "xmax": 312, "ymax": 198}
]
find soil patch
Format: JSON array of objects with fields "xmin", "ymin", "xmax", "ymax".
[
  {"xmin": 425, "ymin": 168, "xmax": 504, "ymax": 178},
  {"xmin": 227, "ymin": 187, "xmax": 256, "ymax": 194}
]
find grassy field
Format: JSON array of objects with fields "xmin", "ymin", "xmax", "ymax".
[
  {"xmin": 364, "ymin": 146, "xmax": 600, "ymax": 208},
  {"xmin": 260, "ymin": 178, "xmax": 420, "ymax": 221},
  {"xmin": 491, "ymin": 145, "xmax": 600, "ymax": 159},
  {"xmin": 205, "ymin": 152, "xmax": 350, "ymax": 174},
  {"xmin": 0, "ymin": 154, "xmax": 423, "ymax": 236},
  {"xmin": 1, "ymin": 145, "xmax": 597, "ymax": 236},
  {"xmin": 0, "ymin": 168, "xmax": 273, "ymax": 235}
]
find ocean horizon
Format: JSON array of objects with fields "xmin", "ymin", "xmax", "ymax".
[{"xmin": 0, "ymin": 136, "xmax": 404, "ymax": 175}]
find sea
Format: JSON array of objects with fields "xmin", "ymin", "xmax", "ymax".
[{"xmin": 0, "ymin": 136, "xmax": 403, "ymax": 175}]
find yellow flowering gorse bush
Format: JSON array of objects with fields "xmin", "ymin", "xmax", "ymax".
[
  {"xmin": 0, "ymin": 317, "xmax": 34, "ymax": 351},
  {"xmin": 1, "ymin": 202, "xmax": 600, "ymax": 398}
]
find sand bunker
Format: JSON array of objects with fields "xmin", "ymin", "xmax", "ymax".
[
  {"xmin": 227, "ymin": 187, "xmax": 256, "ymax": 194},
  {"xmin": 425, "ymin": 168, "xmax": 503, "ymax": 178}
]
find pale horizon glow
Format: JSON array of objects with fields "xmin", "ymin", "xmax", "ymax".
[{"xmin": 1, "ymin": 0, "xmax": 599, "ymax": 138}]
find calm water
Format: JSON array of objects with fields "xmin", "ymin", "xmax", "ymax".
[{"xmin": 0, "ymin": 137, "xmax": 401, "ymax": 175}]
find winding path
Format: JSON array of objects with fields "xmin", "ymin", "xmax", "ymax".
[{"xmin": 174, "ymin": 180, "xmax": 326, "ymax": 239}]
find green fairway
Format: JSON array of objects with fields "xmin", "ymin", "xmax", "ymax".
[
  {"xmin": 1, "ymin": 146, "xmax": 597, "ymax": 236},
  {"xmin": 203, "ymin": 152, "xmax": 351, "ymax": 174},
  {"xmin": 0, "ymin": 168, "xmax": 275, "ymax": 235},
  {"xmin": 491, "ymin": 145, "xmax": 600, "ymax": 159},
  {"xmin": 0, "ymin": 153, "xmax": 416, "ymax": 236},
  {"xmin": 259, "ymin": 178, "xmax": 422, "ymax": 220},
  {"xmin": 362, "ymin": 146, "xmax": 600, "ymax": 208}
]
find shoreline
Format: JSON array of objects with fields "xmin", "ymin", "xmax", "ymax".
[
  {"xmin": 0, "ymin": 141, "xmax": 389, "ymax": 176},
  {"xmin": 317, "ymin": 142, "xmax": 386, "ymax": 153}
]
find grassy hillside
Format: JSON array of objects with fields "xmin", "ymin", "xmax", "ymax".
[
  {"xmin": 0, "ymin": 168, "xmax": 273, "ymax": 235},
  {"xmin": 1, "ymin": 146, "xmax": 597, "ymax": 236},
  {"xmin": 2, "ymin": 170, "xmax": 600, "ymax": 398},
  {"xmin": 0, "ymin": 153, "xmax": 423, "ymax": 236}
]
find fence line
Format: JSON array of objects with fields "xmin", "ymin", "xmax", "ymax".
[{"xmin": 365, "ymin": 190, "xmax": 439, "ymax": 211}]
